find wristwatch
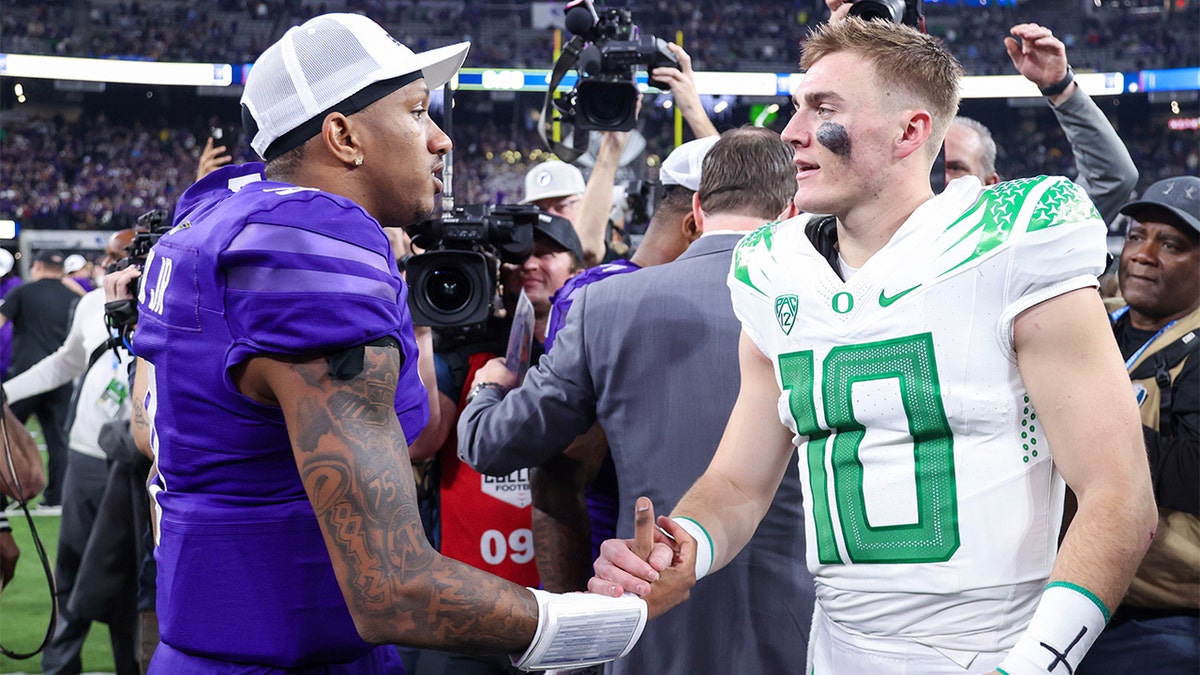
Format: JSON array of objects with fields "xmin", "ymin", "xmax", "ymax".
[
  {"xmin": 1039, "ymin": 65, "xmax": 1075, "ymax": 97},
  {"xmin": 466, "ymin": 381, "xmax": 508, "ymax": 403}
]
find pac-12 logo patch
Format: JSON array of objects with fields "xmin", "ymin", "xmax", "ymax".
[{"xmin": 775, "ymin": 294, "xmax": 798, "ymax": 335}]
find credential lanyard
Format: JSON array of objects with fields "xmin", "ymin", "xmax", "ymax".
[{"xmin": 1111, "ymin": 305, "xmax": 1177, "ymax": 372}]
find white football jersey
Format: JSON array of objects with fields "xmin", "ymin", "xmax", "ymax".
[{"xmin": 728, "ymin": 175, "xmax": 1108, "ymax": 653}]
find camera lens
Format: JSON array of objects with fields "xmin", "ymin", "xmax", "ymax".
[
  {"xmin": 425, "ymin": 266, "xmax": 473, "ymax": 313},
  {"xmin": 577, "ymin": 80, "xmax": 639, "ymax": 131}
]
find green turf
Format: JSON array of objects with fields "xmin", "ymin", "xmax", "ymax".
[{"xmin": 0, "ymin": 419, "xmax": 116, "ymax": 674}]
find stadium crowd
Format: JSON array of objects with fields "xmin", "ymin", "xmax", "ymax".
[
  {"xmin": 2, "ymin": 99, "xmax": 1195, "ymax": 231},
  {"xmin": 2, "ymin": 0, "xmax": 1198, "ymax": 74}
]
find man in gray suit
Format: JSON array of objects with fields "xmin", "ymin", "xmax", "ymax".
[{"xmin": 458, "ymin": 127, "xmax": 814, "ymax": 674}]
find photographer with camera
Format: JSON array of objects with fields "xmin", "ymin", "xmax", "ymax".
[
  {"xmin": 535, "ymin": 1, "xmax": 718, "ymax": 268},
  {"xmin": 3, "ymin": 230, "xmax": 139, "ymax": 674},
  {"xmin": 415, "ymin": 213, "xmax": 584, "ymax": 675},
  {"xmin": 128, "ymin": 13, "xmax": 647, "ymax": 674}
]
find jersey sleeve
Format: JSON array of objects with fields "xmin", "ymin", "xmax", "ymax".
[
  {"xmin": 728, "ymin": 220, "xmax": 794, "ymax": 359},
  {"xmin": 221, "ymin": 194, "xmax": 407, "ymax": 362},
  {"xmin": 999, "ymin": 176, "xmax": 1109, "ymax": 343}
]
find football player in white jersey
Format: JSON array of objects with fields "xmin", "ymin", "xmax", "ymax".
[{"xmin": 588, "ymin": 17, "xmax": 1157, "ymax": 675}]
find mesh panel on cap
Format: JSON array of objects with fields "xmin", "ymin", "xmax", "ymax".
[{"xmin": 290, "ymin": 18, "xmax": 385, "ymax": 117}]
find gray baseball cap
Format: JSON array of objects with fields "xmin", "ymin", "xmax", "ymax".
[{"xmin": 1119, "ymin": 176, "xmax": 1200, "ymax": 234}]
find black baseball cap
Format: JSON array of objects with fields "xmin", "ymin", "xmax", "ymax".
[
  {"xmin": 33, "ymin": 249, "xmax": 65, "ymax": 266},
  {"xmin": 533, "ymin": 212, "xmax": 585, "ymax": 263},
  {"xmin": 1119, "ymin": 176, "xmax": 1200, "ymax": 235}
]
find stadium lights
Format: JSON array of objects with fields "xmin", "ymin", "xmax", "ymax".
[
  {"xmin": 1, "ymin": 54, "xmax": 233, "ymax": 87},
  {"xmin": 2, "ymin": 53, "xmax": 1196, "ymax": 99}
]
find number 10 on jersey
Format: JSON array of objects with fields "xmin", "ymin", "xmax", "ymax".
[{"xmin": 779, "ymin": 333, "xmax": 960, "ymax": 566}]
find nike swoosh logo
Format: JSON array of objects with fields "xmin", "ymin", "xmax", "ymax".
[{"xmin": 878, "ymin": 284, "xmax": 921, "ymax": 307}]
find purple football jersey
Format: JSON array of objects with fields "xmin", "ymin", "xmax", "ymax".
[{"xmin": 134, "ymin": 163, "xmax": 428, "ymax": 670}]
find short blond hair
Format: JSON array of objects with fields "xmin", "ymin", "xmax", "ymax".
[{"xmin": 801, "ymin": 18, "xmax": 962, "ymax": 146}]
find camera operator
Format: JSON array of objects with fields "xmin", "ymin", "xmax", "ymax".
[
  {"xmin": 416, "ymin": 213, "xmax": 584, "ymax": 675},
  {"xmin": 128, "ymin": 13, "xmax": 648, "ymax": 674},
  {"xmin": 526, "ymin": 41, "xmax": 716, "ymax": 268}
]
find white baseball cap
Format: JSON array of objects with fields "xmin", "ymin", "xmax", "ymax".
[
  {"xmin": 241, "ymin": 13, "xmax": 470, "ymax": 160},
  {"xmin": 659, "ymin": 136, "xmax": 721, "ymax": 191},
  {"xmin": 0, "ymin": 249, "xmax": 13, "ymax": 277},
  {"xmin": 63, "ymin": 254, "xmax": 87, "ymax": 274},
  {"xmin": 520, "ymin": 161, "xmax": 587, "ymax": 204}
]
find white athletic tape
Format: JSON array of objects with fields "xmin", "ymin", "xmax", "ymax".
[{"xmin": 511, "ymin": 588, "xmax": 647, "ymax": 672}]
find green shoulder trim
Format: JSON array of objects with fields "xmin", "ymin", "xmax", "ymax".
[
  {"xmin": 1046, "ymin": 581, "xmax": 1112, "ymax": 623},
  {"xmin": 731, "ymin": 221, "xmax": 778, "ymax": 297},
  {"xmin": 1028, "ymin": 177, "xmax": 1101, "ymax": 233},
  {"xmin": 939, "ymin": 177, "xmax": 1040, "ymax": 277}
]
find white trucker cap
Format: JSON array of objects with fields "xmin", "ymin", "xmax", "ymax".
[
  {"xmin": 659, "ymin": 136, "xmax": 721, "ymax": 191},
  {"xmin": 241, "ymin": 13, "xmax": 469, "ymax": 160}
]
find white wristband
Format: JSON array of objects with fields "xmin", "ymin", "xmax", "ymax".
[
  {"xmin": 511, "ymin": 588, "xmax": 647, "ymax": 672},
  {"xmin": 671, "ymin": 516, "xmax": 714, "ymax": 581},
  {"xmin": 997, "ymin": 582, "xmax": 1110, "ymax": 675}
]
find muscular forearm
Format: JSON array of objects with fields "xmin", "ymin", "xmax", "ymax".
[
  {"xmin": 670, "ymin": 465, "xmax": 778, "ymax": 575},
  {"xmin": 265, "ymin": 349, "xmax": 540, "ymax": 653},
  {"xmin": 131, "ymin": 357, "xmax": 152, "ymax": 459},
  {"xmin": 531, "ymin": 493, "xmax": 592, "ymax": 593},
  {"xmin": 1051, "ymin": 482, "xmax": 1156, "ymax": 613},
  {"xmin": 529, "ymin": 428, "xmax": 607, "ymax": 592},
  {"xmin": 682, "ymin": 106, "xmax": 718, "ymax": 139},
  {"xmin": 305, "ymin": 414, "xmax": 540, "ymax": 650},
  {"xmin": 577, "ymin": 137, "xmax": 624, "ymax": 267}
]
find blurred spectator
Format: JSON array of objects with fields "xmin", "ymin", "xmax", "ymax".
[
  {"xmin": 0, "ymin": 250, "xmax": 80, "ymax": 508},
  {"xmin": 0, "ymin": 249, "xmax": 19, "ymax": 379},
  {"xmin": 63, "ymin": 253, "xmax": 95, "ymax": 295}
]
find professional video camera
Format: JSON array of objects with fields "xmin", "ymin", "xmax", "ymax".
[
  {"xmin": 847, "ymin": 0, "xmax": 925, "ymax": 31},
  {"xmin": 103, "ymin": 208, "xmax": 172, "ymax": 341},
  {"xmin": 539, "ymin": 0, "xmax": 679, "ymax": 159},
  {"xmin": 404, "ymin": 204, "xmax": 537, "ymax": 328}
]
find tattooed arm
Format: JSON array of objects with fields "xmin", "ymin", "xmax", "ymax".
[
  {"xmin": 530, "ymin": 423, "xmax": 608, "ymax": 592},
  {"xmin": 130, "ymin": 357, "xmax": 152, "ymax": 460},
  {"xmin": 235, "ymin": 342, "xmax": 540, "ymax": 652}
]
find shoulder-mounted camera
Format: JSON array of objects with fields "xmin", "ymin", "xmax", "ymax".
[
  {"xmin": 539, "ymin": 0, "xmax": 680, "ymax": 160},
  {"xmin": 103, "ymin": 208, "xmax": 172, "ymax": 341},
  {"xmin": 404, "ymin": 203, "xmax": 537, "ymax": 328}
]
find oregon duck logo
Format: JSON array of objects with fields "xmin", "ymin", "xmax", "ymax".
[{"xmin": 775, "ymin": 294, "xmax": 798, "ymax": 335}]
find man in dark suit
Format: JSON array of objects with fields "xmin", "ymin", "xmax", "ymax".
[{"xmin": 459, "ymin": 127, "xmax": 815, "ymax": 674}]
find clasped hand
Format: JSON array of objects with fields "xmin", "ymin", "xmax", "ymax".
[{"xmin": 587, "ymin": 496, "xmax": 698, "ymax": 620}]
